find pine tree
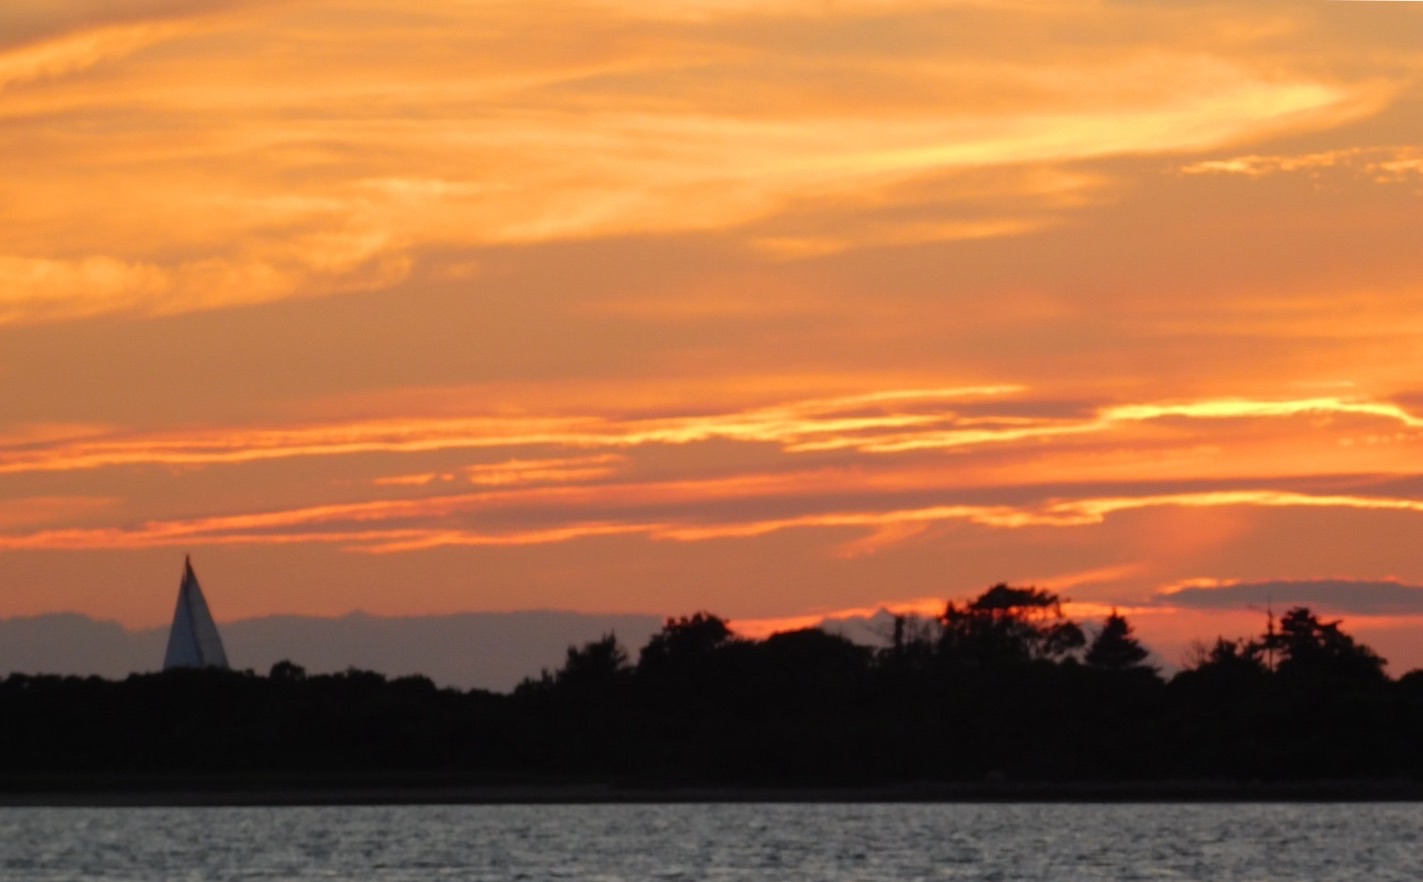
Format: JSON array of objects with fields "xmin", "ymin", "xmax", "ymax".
[{"xmin": 1085, "ymin": 611, "xmax": 1151, "ymax": 671}]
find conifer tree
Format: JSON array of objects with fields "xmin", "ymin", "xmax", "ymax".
[{"xmin": 1085, "ymin": 611, "xmax": 1151, "ymax": 671}]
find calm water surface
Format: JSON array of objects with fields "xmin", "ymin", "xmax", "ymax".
[{"xmin": 2, "ymin": 802, "xmax": 1420, "ymax": 881}]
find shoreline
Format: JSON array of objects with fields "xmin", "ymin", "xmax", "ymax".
[{"xmin": 6, "ymin": 778, "xmax": 1423, "ymax": 807}]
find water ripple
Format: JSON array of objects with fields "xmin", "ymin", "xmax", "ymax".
[{"xmin": 2, "ymin": 802, "xmax": 1422, "ymax": 881}]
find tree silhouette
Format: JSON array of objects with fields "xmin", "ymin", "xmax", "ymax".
[
  {"xmin": 637, "ymin": 612, "xmax": 734, "ymax": 674},
  {"xmin": 556, "ymin": 633, "xmax": 630, "ymax": 689},
  {"xmin": 1269, "ymin": 606, "xmax": 1386, "ymax": 684},
  {"xmin": 7, "ymin": 597, "xmax": 1423, "ymax": 789},
  {"xmin": 939, "ymin": 583, "xmax": 1085, "ymax": 665},
  {"xmin": 1085, "ymin": 612, "xmax": 1152, "ymax": 671},
  {"xmin": 755, "ymin": 627, "xmax": 873, "ymax": 700},
  {"xmin": 1182, "ymin": 637, "xmax": 1268, "ymax": 678},
  {"xmin": 268, "ymin": 659, "xmax": 307, "ymax": 682}
]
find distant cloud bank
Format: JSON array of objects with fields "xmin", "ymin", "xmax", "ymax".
[
  {"xmin": 1158, "ymin": 579, "xmax": 1423, "ymax": 615},
  {"xmin": 0, "ymin": 611, "xmax": 664, "ymax": 693}
]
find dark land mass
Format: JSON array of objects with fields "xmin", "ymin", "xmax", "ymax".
[{"xmin": 6, "ymin": 586, "xmax": 1423, "ymax": 804}]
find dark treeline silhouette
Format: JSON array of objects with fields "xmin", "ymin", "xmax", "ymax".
[{"xmin": 6, "ymin": 584, "xmax": 1423, "ymax": 790}]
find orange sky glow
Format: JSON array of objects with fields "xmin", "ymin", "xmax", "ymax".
[{"xmin": 4, "ymin": 0, "xmax": 1423, "ymax": 671}]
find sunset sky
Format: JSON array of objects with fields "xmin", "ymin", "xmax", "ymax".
[{"xmin": 4, "ymin": 0, "xmax": 1423, "ymax": 671}]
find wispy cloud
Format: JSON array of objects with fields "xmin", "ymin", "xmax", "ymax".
[
  {"xmin": 0, "ymin": 496, "xmax": 118, "ymax": 531},
  {"xmin": 5, "ymin": 479, "xmax": 1423, "ymax": 555},
  {"xmin": 0, "ymin": 21, "xmax": 179, "ymax": 90},
  {"xmin": 0, "ymin": 386, "xmax": 1017, "ymax": 474},
  {"xmin": 5, "ymin": 389, "xmax": 1420, "ymax": 475},
  {"xmin": 1181, "ymin": 147, "xmax": 1423, "ymax": 180},
  {"xmin": 373, "ymin": 455, "xmax": 626, "ymax": 488},
  {"xmin": 0, "ymin": 0, "xmax": 1392, "ymax": 324}
]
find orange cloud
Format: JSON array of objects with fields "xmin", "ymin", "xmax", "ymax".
[
  {"xmin": 0, "ymin": 386, "xmax": 1021, "ymax": 474},
  {"xmin": 0, "ymin": 496, "xmax": 117, "ymax": 531},
  {"xmin": 374, "ymin": 455, "xmax": 626, "ymax": 488},
  {"xmin": 0, "ymin": 0, "xmax": 1394, "ymax": 324},
  {"xmin": 1181, "ymin": 146, "xmax": 1423, "ymax": 179},
  {"xmin": 1102, "ymin": 396, "xmax": 1423, "ymax": 427},
  {"xmin": 8, "ymin": 388, "xmax": 1419, "ymax": 476},
  {"xmin": 6, "ymin": 476, "xmax": 1423, "ymax": 557}
]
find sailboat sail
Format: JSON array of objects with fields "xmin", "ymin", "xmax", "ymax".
[{"xmin": 162, "ymin": 556, "xmax": 231, "ymax": 670}]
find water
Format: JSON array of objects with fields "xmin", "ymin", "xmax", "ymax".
[{"xmin": 1, "ymin": 802, "xmax": 1420, "ymax": 881}]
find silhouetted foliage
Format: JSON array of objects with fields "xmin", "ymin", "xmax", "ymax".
[
  {"xmin": 556, "ymin": 633, "xmax": 630, "ymax": 688},
  {"xmin": 938, "ymin": 584, "xmax": 1085, "ymax": 666},
  {"xmin": 1269, "ymin": 606, "xmax": 1387, "ymax": 685},
  {"xmin": 3, "ymin": 597, "xmax": 1421, "ymax": 790},
  {"xmin": 1085, "ymin": 612, "xmax": 1152, "ymax": 672},
  {"xmin": 268, "ymin": 659, "xmax": 307, "ymax": 682},
  {"xmin": 637, "ymin": 612, "xmax": 734, "ymax": 674},
  {"xmin": 1183, "ymin": 636, "xmax": 1269, "ymax": 677}
]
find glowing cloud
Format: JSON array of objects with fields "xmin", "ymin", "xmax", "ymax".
[
  {"xmin": 5, "ymin": 477, "xmax": 1423, "ymax": 557},
  {"xmin": 7, "ymin": 389, "xmax": 1422, "ymax": 476},
  {"xmin": 0, "ymin": 0, "xmax": 1394, "ymax": 324},
  {"xmin": 0, "ymin": 22, "xmax": 181, "ymax": 90}
]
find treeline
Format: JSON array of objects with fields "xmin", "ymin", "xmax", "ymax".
[{"xmin": 5, "ymin": 583, "xmax": 1423, "ymax": 788}]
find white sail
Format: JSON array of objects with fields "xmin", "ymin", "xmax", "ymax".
[{"xmin": 162, "ymin": 556, "xmax": 231, "ymax": 670}]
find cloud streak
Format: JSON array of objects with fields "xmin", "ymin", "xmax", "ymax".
[
  {"xmin": 4, "ymin": 477, "xmax": 1423, "ymax": 556},
  {"xmin": 1181, "ymin": 146, "xmax": 1423, "ymax": 186},
  {"xmin": 4, "ymin": 389, "xmax": 1420, "ymax": 475}
]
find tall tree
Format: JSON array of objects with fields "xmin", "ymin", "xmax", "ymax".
[
  {"xmin": 1268, "ymin": 607, "xmax": 1386, "ymax": 684},
  {"xmin": 1085, "ymin": 612, "xmax": 1152, "ymax": 671},
  {"xmin": 938, "ymin": 583, "xmax": 1085, "ymax": 665},
  {"xmin": 556, "ymin": 633, "xmax": 631, "ymax": 691},
  {"xmin": 637, "ymin": 612, "xmax": 734, "ymax": 674}
]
